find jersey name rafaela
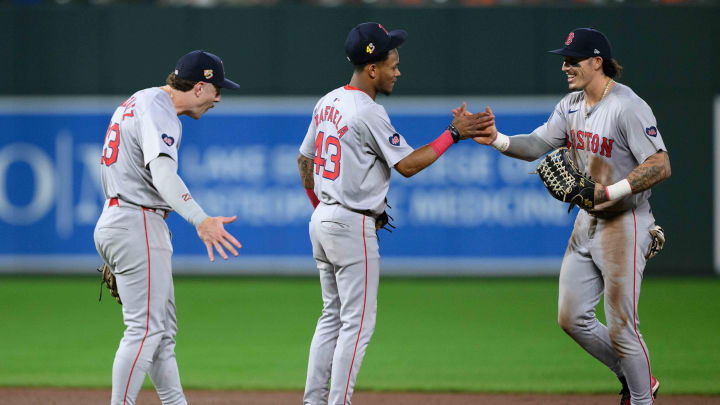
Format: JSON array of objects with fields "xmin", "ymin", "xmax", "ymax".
[{"xmin": 299, "ymin": 85, "xmax": 414, "ymax": 215}]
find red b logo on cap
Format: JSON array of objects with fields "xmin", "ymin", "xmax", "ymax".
[{"xmin": 565, "ymin": 32, "xmax": 575, "ymax": 45}]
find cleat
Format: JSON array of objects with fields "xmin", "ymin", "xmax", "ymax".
[
  {"xmin": 619, "ymin": 377, "xmax": 630, "ymax": 405},
  {"xmin": 651, "ymin": 376, "xmax": 660, "ymax": 399},
  {"xmin": 618, "ymin": 375, "xmax": 660, "ymax": 404}
]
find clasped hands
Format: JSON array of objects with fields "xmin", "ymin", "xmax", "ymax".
[{"xmin": 451, "ymin": 102, "xmax": 498, "ymax": 144}]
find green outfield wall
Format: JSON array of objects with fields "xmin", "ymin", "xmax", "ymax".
[{"xmin": 1, "ymin": 5, "xmax": 718, "ymax": 274}]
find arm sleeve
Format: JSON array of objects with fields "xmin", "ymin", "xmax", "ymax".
[
  {"xmin": 531, "ymin": 100, "xmax": 569, "ymax": 150},
  {"xmin": 149, "ymin": 155, "xmax": 209, "ymax": 227},
  {"xmin": 356, "ymin": 105, "xmax": 413, "ymax": 168},
  {"xmin": 504, "ymin": 132, "xmax": 555, "ymax": 161},
  {"xmin": 619, "ymin": 101, "xmax": 667, "ymax": 164},
  {"xmin": 140, "ymin": 95, "xmax": 182, "ymax": 167}
]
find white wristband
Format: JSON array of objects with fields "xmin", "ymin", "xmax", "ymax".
[
  {"xmin": 605, "ymin": 179, "xmax": 633, "ymax": 201},
  {"xmin": 491, "ymin": 132, "xmax": 510, "ymax": 152}
]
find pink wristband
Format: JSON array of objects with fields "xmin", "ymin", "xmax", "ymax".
[
  {"xmin": 429, "ymin": 129, "xmax": 454, "ymax": 157},
  {"xmin": 305, "ymin": 188, "xmax": 320, "ymax": 208}
]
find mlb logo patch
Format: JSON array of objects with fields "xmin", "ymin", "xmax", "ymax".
[
  {"xmin": 161, "ymin": 133, "xmax": 175, "ymax": 146},
  {"xmin": 204, "ymin": 69, "xmax": 214, "ymax": 79},
  {"xmin": 645, "ymin": 126, "xmax": 658, "ymax": 137},
  {"xmin": 388, "ymin": 133, "xmax": 401, "ymax": 146}
]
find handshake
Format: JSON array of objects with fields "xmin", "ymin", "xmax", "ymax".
[{"xmin": 449, "ymin": 102, "xmax": 499, "ymax": 144}]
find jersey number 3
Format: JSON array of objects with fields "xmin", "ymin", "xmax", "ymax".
[
  {"xmin": 313, "ymin": 131, "xmax": 341, "ymax": 180},
  {"xmin": 101, "ymin": 122, "xmax": 120, "ymax": 166}
]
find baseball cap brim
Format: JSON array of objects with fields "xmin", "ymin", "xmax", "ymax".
[
  {"xmin": 386, "ymin": 29, "xmax": 408, "ymax": 52},
  {"xmin": 218, "ymin": 78, "xmax": 241, "ymax": 89},
  {"xmin": 548, "ymin": 48, "xmax": 592, "ymax": 58}
]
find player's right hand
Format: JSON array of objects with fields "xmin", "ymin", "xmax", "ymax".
[{"xmin": 196, "ymin": 216, "xmax": 242, "ymax": 262}]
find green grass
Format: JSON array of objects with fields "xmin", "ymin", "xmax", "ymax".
[{"xmin": 0, "ymin": 276, "xmax": 718, "ymax": 394}]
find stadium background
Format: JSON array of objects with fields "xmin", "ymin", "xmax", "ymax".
[{"xmin": 1, "ymin": 1, "xmax": 719, "ymax": 403}]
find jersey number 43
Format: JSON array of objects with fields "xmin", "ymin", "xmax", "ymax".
[
  {"xmin": 313, "ymin": 131, "xmax": 341, "ymax": 180},
  {"xmin": 101, "ymin": 122, "xmax": 120, "ymax": 166}
]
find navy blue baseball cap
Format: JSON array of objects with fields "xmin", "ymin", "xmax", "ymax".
[
  {"xmin": 174, "ymin": 50, "xmax": 240, "ymax": 89},
  {"xmin": 549, "ymin": 28, "xmax": 613, "ymax": 60},
  {"xmin": 345, "ymin": 22, "xmax": 407, "ymax": 65}
]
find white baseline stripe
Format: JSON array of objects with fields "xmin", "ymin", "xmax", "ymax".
[{"xmin": 0, "ymin": 254, "xmax": 561, "ymax": 276}]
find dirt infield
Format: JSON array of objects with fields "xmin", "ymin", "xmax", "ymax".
[{"xmin": 1, "ymin": 388, "xmax": 718, "ymax": 405}]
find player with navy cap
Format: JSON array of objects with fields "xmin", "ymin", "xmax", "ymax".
[
  {"xmin": 94, "ymin": 50, "xmax": 242, "ymax": 405},
  {"xmin": 298, "ymin": 22, "xmax": 495, "ymax": 405},
  {"xmin": 462, "ymin": 27, "xmax": 669, "ymax": 404}
]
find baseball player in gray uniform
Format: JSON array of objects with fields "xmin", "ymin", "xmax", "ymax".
[
  {"xmin": 462, "ymin": 28, "xmax": 670, "ymax": 405},
  {"xmin": 94, "ymin": 50, "xmax": 242, "ymax": 405},
  {"xmin": 297, "ymin": 23, "xmax": 495, "ymax": 405}
]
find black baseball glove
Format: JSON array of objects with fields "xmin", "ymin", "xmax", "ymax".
[
  {"xmin": 97, "ymin": 263, "xmax": 122, "ymax": 305},
  {"xmin": 536, "ymin": 147, "xmax": 596, "ymax": 213},
  {"xmin": 375, "ymin": 202, "xmax": 396, "ymax": 235}
]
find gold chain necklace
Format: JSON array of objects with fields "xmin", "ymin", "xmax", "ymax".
[{"xmin": 584, "ymin": 78, "xmax": 613, "ymax": 119}]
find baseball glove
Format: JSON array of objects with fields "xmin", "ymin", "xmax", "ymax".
[
  {"xmin": 375, "ymin": 202, "xmax": 396, "ymax": 235},
  {"xmin": 536, "ymin": 147, "xmax": 596, "ymax": 213},
  {"xmin": 645, "ymin": 224, "xmax": 666, "ymax": 260},
  {"xmin": 97, "ymin": 264, "xmax": 122, "ymax": 305}
]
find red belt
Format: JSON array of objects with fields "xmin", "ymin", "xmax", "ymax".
[{"xmin": 108, "ymin": 197, "xmax": 169, "ymax": 220}]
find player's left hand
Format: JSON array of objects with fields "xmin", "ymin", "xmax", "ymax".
[
  {"xmin": 536, "ymin": 147, "xmax": 596, "ymax": 212},
  {"xmin": 452, "ymin": 102, "xmax": 473, "ymax": 118},
  {"xmin": 451, "ymin": 103, "xmax": 497, "ymax": 141},
  {"xmin": 196, "ymin": 216, "xmax": 242, "ymax": 262},
  {"xmin": 451, "ymin": 108, "xmax": 495, "ymax": 140}
]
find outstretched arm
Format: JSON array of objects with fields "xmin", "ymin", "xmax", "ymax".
[
  {"xmin": 394, "ymin": 145, "xmax": 441, "ymax": 178},
  {"xmin": 594, "ymin": 150, "xmax": 671, "ymax": 204},
  {"xmin": 395, "ymin": 108, "xmax": 495, "ymax": 178},
  {"xmin": 499, "ymin": 133, "xmax": 554, "ymax": 162},
  {"xmin": 149, "ymin": 155, "xmax": 241, "ymax": 262},
  {"xmin": 452, "ymin": 105, "xmax": 553, "ymax": 161}
]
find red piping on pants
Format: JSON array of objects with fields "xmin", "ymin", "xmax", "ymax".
[
  {"xmin": 344, "ymin": 215, "xmax": 368, "ymax": 405},
  {"xmin": 631, "ymin": 208, "xmax": 654, "ymax": 403},
  {"xmin": 123, "ymin": 210, "xmax": 152, "ymax": 405}
]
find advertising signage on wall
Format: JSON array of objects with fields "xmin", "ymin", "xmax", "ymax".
[{"xmin": 0, "ymin": 96, "xmax": 573, "ymax": 275}]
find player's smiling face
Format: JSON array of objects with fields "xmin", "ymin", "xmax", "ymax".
[
  {"xmin": 376, "ymin": 49, "xmax": 401, "ymax": 96},
  {"xmin": 562, "ymin": 56, "xmax": 592, "ymax": 90}
]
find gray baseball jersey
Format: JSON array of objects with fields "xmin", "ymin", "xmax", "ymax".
[
  {"xmin": 101, "ymin": 88, "xmax": 182, "ymax": 211},
  {"xmin": 301, "ymin": 85, "xmax": 413, "ymax": 405},
  {"xmin": 95, "ymin": 87, "xmax": 187, "ymax": 405},
  {"xmin": 299, "ymin": 85, "xmax": 414, "ymax": 215},
  {"xmin": 533, "ymin": 81, "xmax": 666, "ymax": 404},
  {"xmin": 533, "ymin": 82, "xmax": 667, "ymax": 212}
]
